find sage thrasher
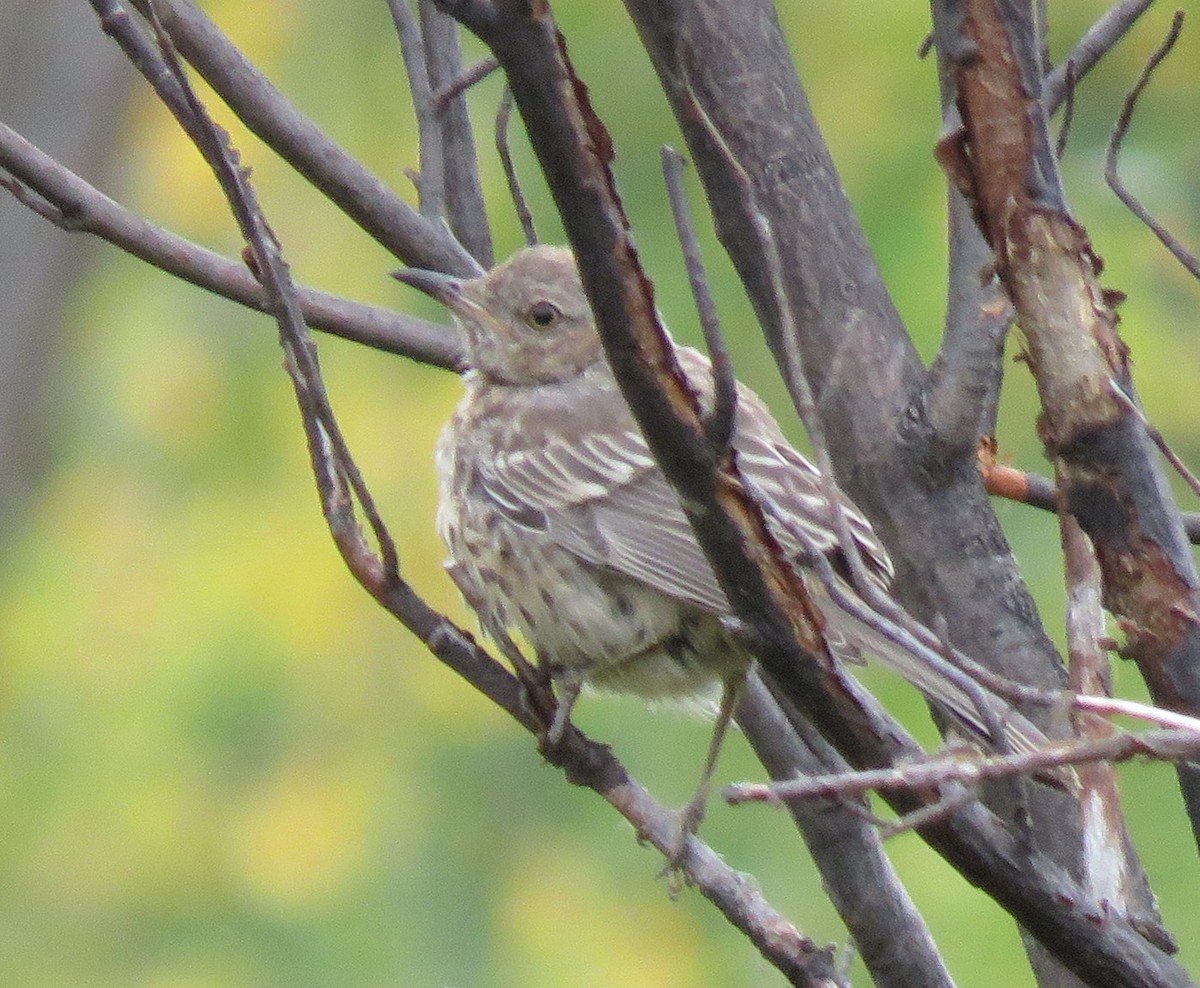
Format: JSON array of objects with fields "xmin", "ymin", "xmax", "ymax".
[{"xmin": 396, "ymin": 245, "xmax": 1057, "ymax": 839}]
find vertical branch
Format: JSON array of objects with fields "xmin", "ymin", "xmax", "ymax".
[
  {"xmin": 496, "ymin": 87, "xmax": 538, "ymax": 245},
  {"xmin": 736, "ymin": 676, "xmax": 957, "ymax": 988},
  {"xmin": 1059, "ymin": 516, "xmax": 1129, "ymax": 887},
  {"xmin": 419, "ymin": 0, "xmax": 495, "ymax": 265},
  {"xmin": 661, "ymin": 146, "xmax": 736, "ymax": 451},
  {"xmin": 943, "ymin": 0, "xmax": 1200, "ymax": 854},
  {"xmin": 388, "ymin": 0, "xmax": 447, "ymax": 220}
]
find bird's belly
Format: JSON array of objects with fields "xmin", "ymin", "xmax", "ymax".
[{"xmin": 445, "ymin": 512, "xmax": 741, "ymax": 702}]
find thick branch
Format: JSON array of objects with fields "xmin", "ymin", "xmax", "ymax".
[
  {"xmin": 737, "ymin": 676, "xmax": 956, "ymax": 988},
  {"xmin": 946, "ymin": 0, "xmax": 1200, "ymax": 852}
]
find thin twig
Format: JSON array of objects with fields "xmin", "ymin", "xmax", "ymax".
[
  {"xmin": 727, "ymin": 725, "xmax": 1200, "ymax": 807},
  {"xmin": 661, "ymin": 146, "xmax": 737, "ymax": 453},
  {"xmin": 434, "ymin": 55, "xmax": 500, "ymax": 108},
  {"xmin": 387, "ymin": 0, "xmax": 446, "ymax": 220},
  {"xmin": 1110, "ymin": 379, "xmax": 1200, "ymax": 499},
  {"xmin": 875, "ymin": 786, "xmax": 981, "ymax": 839},
  {"xmin": 1075, "ymin": 694, "xmax": 1200, "ymax": 733},
  {"xmin": 495, "ymin": 86, "xmax": 537, "ymax": 245},
  {"xmin": 1043, "ymin": 0, "xmax": 1158, "ymax": 114},
  {"xmin": 1055, "ymin": 60, "xmax": 1076, "ymax": 160},
  {"xmin": 136, "ymin": 0, "xmax": 402, "ymax": 588},
  {"xmin": 1105, "ymin": 10, "xmax": 1200, "ymax": 280},
  {"xmin": 418, "ymin": 0, "xmax": 493, "ymax": 266},
  {"xmin": 127, "ymin": 0, "xmax": 481, "ymax": 276}
]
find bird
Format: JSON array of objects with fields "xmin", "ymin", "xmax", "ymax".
[{"xmin": 395, "ymin": 244, "xmax": 1062, "ymax": 845}]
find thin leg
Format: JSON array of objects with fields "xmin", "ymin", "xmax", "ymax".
[
  {"xmin": 546, "ymin": 677, "xmax": 583, "ymax": 746},
  {"xmin": 668, "ymin": 668, "xmax": 747, "ymax": 869}
]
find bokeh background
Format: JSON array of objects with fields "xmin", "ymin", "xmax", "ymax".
[{"xmin": 2, "ymin": 1, "xmax": 1199, "ymax": 985}]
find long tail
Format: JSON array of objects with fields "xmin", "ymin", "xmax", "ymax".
[{"xmin": 810, "ymin": 577, "xmax": 1077, "ymax": 791}]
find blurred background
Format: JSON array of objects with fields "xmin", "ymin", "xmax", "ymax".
[{"xmin": 1, "ymin": 1, "xmax": 1198, "ymax": 985}]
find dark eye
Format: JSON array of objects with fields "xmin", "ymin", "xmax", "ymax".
[{"xmin": 526, "ymin": 300, "xmax": 560, "ymax": 328}]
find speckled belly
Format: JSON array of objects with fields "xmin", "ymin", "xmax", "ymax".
[{"xmin": 442, "ymin": 501, "xmax": 742, "ymax": 702}]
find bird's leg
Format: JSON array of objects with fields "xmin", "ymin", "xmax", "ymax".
[
  {"xmin": 666, "ymin": 668, "xmax": 747, "ymax": 871},
  {"xmin": 546, "ymin": 676, "xmax": 583, "ymax": 748}
]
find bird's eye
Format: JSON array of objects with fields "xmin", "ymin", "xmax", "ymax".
[{"xmin": 525, "ymin": 300, "xmax": 560, "ymax": 328}]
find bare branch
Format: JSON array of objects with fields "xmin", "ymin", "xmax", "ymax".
[
  {"xmin": 1055, "ymin": 60, "xmax": 1076, "ymax": 160},
  {"xmin": 737, "ymin": 676, "xmax": 957, "ymax": 988},
  {"xmin": 728, "ymin": 727, "xmax": 1200, "ymax": 806},
  {"xmin": 0, "ymin": 121, "xmax": 461, "ymax": 368},
  {"xmin": 387, "ymin": 0, "xmax": 447, "ymax": 219},
  {"xmin": 1043, "ymin": 0, "xmax": 1158, "ymax": 114},
  {"xmin": 925, "ymin": 30, "xmax": 1010, "ymax": 465},
  {"xmin": 495, "ymin": 87, "xmax": 537, "ymax": 245},
  {"xmin": 419, "ymin": 0, "xmax": 494, "ymax": 266},
  {"xmin": 1060, "ymin": 508, "xmax": 1141, "ymax": 916},
  {"xmin": 127, "ymin": 0, "xmax": 481, "ymax": 276},
  {"xmin": 604, "ymin": 777, "xmax": 845, "ymax": 988},
  {"xmin": 685, "ymin": 88, "xmax": 1023, "ymax": 756},
  {"xmin": 433, "ymin": 54, "xmax": 499, "ymax": 107},
  {"xmin": 1110, "ymin": 379, "xmax": 1200, "ymax": 499},
  {"xmin": 980, "ymin": 452, "xmax": 1200, "ymax": 544},
  {"xmin": 1105, "ymin": 10, "xmax": 1200, "ymax": 280},
  {"xmin": 661, "ymin": 146, "xmax": 736, "ymax": 452}
]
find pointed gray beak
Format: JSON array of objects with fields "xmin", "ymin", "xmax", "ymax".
[{"xmin": 392, "ymin": 267, "xmax": 465, "ymax": 307}]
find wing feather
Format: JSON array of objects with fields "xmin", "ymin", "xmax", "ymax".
[{"xmin": 474, "ymin": 343, "xmax": 891, "ymax": 615}]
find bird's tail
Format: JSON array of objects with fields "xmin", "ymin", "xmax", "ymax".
[{"xmin": 809, "ymin": 577, "xmax": 1077, "ymax": 791}]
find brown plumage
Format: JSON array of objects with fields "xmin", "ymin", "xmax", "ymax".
[{"xmin": 397, "ymin": 245, "xmax": 1054, "ymax": 771}]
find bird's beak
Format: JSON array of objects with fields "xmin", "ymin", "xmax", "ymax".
[{"xmin": 392, "ymin": 267, "xmax": 465, "ymax": 309}]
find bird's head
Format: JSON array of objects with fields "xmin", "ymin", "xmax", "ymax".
[{"xmin": 394, "ymin": 245, "xmax": 605, "ymax": 386}]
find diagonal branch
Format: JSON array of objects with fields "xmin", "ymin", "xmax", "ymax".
[
  {"xmin": 0, "ymin": 120, "xmax": 461, "ymax": 368},
  {"xmin": 1042, "ymin": 0, "xmax": 1158, "ymax": 114},
  {"xmin": 1105, "ymin": 10, "xmax": 1200, "ymax": 280},
  {"xmin": 126, "ymin": 0, "xmax": 481, "ymax": 277}
]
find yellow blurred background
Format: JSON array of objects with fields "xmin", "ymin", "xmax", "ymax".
[{"xmin": 2, "ymin": 1, "xmax": 1198, "ymax": 985}]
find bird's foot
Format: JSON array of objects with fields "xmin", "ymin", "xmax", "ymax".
[
  {"xmin": 658, "ymin": 792, "xmax": 708, "ymax": 894},
  {"xmin": 535, "ymin": 678, "xmax": 582, "ymax": 763}
]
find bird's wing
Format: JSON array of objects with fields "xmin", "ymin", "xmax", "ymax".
[
  {"xmin": 484, "ymin": 417, "xmax": 733, "ymax": 613},
  {"xmin": 474, "ymin": 350, "xmax": 890, "ymax": 615}
]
